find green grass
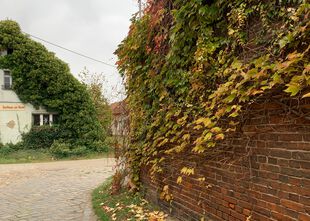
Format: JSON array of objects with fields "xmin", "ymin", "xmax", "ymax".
[
  {"xmin": 0, "ymin": 149, "xmax": 114, "ymax": 164},
  {"xmin": 92, "ymin": 177, "xmax": 162, "ymax": 221}
]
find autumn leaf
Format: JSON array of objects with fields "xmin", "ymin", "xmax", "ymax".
[
  {"xmin": 302, "ymin": 92, "xmax": 310, "ymax": 98},
  {"xmin": 196, "ymin": 117, "xmax": 212, "ymax": 127},
  {"xmin": 177, "ymin": 176, "xmax": 183, "ymax": 184},
  {"xmin": 215, "ymin": 133, "xmax": 225, "ymax": 140},
  {"xmin": 181, "ymin": 167, "xmax": 195, "ymax": 175}
]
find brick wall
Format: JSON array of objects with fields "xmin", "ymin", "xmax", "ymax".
[{"xmin": 141, "ymin": 98, "xmax": 310, "ymax": 221}]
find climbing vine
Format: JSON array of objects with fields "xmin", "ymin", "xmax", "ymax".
[
  {"xmin": 0, "ymin": 20, "xmax": 105, "ymax": 148},
  {"xmin": 116, "ymin": 0, "xmax": 309, "ymax": 186}
]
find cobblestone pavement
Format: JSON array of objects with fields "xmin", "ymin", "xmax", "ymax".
[{"xmin": 0, "ymin": 158, "xmax": 115, "ymax": 221}]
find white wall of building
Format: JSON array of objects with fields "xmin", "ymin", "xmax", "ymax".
[{"xmin": 0, "ymin": 68, "xmax": 50, "ymax": 144}]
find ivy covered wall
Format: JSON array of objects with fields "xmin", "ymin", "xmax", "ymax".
[
  {"xmin": 0, "ymin": 20, "xmax": 104, "ymax": 147},
  {"xmin": 116, "ymin": 0, "xmax": 309, "ymax": 184}
]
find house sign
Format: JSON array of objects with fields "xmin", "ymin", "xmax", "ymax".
[{"xmin": 0, "ymin": 104, "xmax": 25, "ymax": 111}]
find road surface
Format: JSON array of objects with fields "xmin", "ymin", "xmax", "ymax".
[{"xmin": 0, "ymin": 158, "xmax": 114, "ymax": 221}]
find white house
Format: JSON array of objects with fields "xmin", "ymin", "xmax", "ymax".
[{"xmin": 0, "ymin": 49, "xmax": 57, "ymax": 144}]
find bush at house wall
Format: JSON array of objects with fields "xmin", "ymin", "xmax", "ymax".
[{"xmin": 21, "ymin": 126, "xmax": 61, "ymax": 149}]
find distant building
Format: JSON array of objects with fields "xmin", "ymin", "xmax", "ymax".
[
  {"xmin": 0, "ymin": 49, "xmax": 57, "ymax": 144},
  {"xmin": 110, "ymin": 100, "xmax": 129, "ymax": 136}
]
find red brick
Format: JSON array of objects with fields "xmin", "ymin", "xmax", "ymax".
[
  {"xmin": 261, "ymin": 194, "xmax": 280, "ymax": 204},
  {"xmin": 292, "ymin": 151, "xmax": 310, "ymax": 161},
  {"xmin": 243, "ymin": 208, "xmax": 251, "ymax": 216},
  {"xmin": 300, "ymin": 196, "xmax": 310, "ymax": 206},
  {"xmin": 230, "ymin": 210, "xmax": 246, "ymax": 221},
  {"xmin": 278, "ymin": 134, "xmax": 303, "ymax": 141},
  {"xmin": 270, "ymin": 149, "xmax": 292, "ymax": 159},
  {"xmin": 271, "ymin": 211, "xmax": 295, "ymax": 221},
  {"xmin": 281, "ymin": 199, "xmax": 304, "ymax": 212},
  {"xmin": 299, "ymin": 214, "xmax": 310, "ymax": 221}
]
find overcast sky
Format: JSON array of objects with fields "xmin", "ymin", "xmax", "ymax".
[{"xmin": 0, "ymin": 0, "xmax": 139, "ymax": 103}]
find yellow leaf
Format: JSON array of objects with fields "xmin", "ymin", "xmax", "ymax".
[
  {"xmin": 196, "ymin": 117, "xmax": 212, "ymax": 127},
  {"xmin": 210, "ymin": 127, "xmax": 222, "ymax": 133},
  {"xmin": 182, "ymin": 134, "xmax": 190, "ymax": 141},
  {"xmin": 192, "ymin": 145, "xmax": 205, "ymax": 153},
  {"xmin": 158, "ymin": 138, "xmax": 168, "ymax": 147},
  {"xmin": 181, "ymin": 167, "xmax": 195, "ymax": 175},
  {"xmin": 302, "ymin": 92, "xmax": 310, "ymax": 98},
  {"xmin": 177, "ymin": 176, "xmax": 183, "ymax": 184},
  {"xmin": 204, "ymin": 132, "xmax": 213, "ymax": 141},
  {"xmin": 194, "ymin": 125, "xmax": 203, "ymax": 130},
  {"xmin": 197, "ymin": 177, "xmax": 205, "ymax": 182}
]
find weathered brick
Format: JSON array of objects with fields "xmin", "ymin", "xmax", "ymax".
[
  {"xmin": 299, "ymin": 214, "xmax": 310, "ymax": 221},
  {"xmin": 230, "ymin": 210, "xmax": 245, "ymax": 221},
  {"xmin": 278, "ymin": 134, "xmax": 303, "ymax": 142},
  {"xmin": 271, "ymin": 211, "xmax": 295, "ymax": 221},
  {"xmin": 261, "ymin": 194, "xmax": 280, "ymax": 204},
  {"xmin": 292, "ymin": 151, "xmax": 310, "ymax": 161},
  {"xmin": 270, "ymin": 149, "xmax": 292, "ymax": 159},
  {"xmin": 300, "ymin": 196, "xmax": 310, "ymax": 206},
  {"xmin": 268, "ymin": 157, "xmax": 277, "ymax": 165},
  {"xmin": 281, "ymin": 199, "xmax": 304, "ymax": 212},
  {"xmin": 243, "ymin": 208, "xmax": 251, "ymax": 216}
]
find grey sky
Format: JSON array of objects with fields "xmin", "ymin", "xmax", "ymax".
[{"xmin": 0, "ymin": 0, "xmax": 138, "ymax": 102}]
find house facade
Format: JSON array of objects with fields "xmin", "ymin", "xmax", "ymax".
[
  {"xmin": 0, "ymin": 50, "xmax": 57, "ymax": 144},
  {"xmin": 110, "ymin": 101, "xmax": 129, "ymax": 137}
]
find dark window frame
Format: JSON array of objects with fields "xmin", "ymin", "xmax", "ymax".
[{"xmin": 3, "ymin": 70, "xmax": 12, "ymax": 90}]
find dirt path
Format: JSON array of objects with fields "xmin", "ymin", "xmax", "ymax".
[{"xmin": 0, "ymin": 158, "xmax": 115, "ymax": 221}]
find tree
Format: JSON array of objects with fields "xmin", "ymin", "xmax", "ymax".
[{"xmin": 79, "ymin": 68, "xmax": 112, "ymax": 138}]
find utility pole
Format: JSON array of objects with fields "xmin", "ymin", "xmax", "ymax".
[{"xmin": 138, "ymin": 0, "xmax": 142, "ymax": 18}]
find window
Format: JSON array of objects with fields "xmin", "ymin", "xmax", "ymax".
[
  {"xmin": 33, "ymin": 114, "xmax": 40, "ymax": 126},
  {"xmin": 43, "ymin": 114, "xmax": 50, "ymax": 125},
  {"xmin": 3, "ymin": 70, "xmax": 12, "ymax": 90},
  {"xmin": 32, "ymin": 114, "xmax": 58, "ymax": 126}
]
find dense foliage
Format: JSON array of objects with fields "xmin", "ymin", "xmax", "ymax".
[
  {"xmin": 22, "ymin": 126, "xmax": 62, "ymax": 149},
  {"xmin": 0, "ymin": 20, "xmax": 104, "ymax": 147},
  {"xmin": 116, "ymin": 0, "xmax": 310, "ymax": 184}
]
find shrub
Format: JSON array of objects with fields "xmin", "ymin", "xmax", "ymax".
[
  {"xmin": 50, "ymin": 141, "xmax": 89, "ymax": 158},
  {"xmin": 92, "ymin": 140, "xmax": 109, "ymax": 153},
  {"xmin": 50, "ymin": 140, "xmax": 71, "ymax": 158},
  {"xmin": 70, "ymin": 146, "xmax": 89, "ymax": 156},
  {"xmin": 0, "ymin": 144, "xmax": 13, "ymax": 155},
  {"xmin": 22, "ymin": 126, "xmax": 61, "ymax": 149},
  {"xmin": 0, "ymin": 142, "xmax": 23, "ymax": 154}
]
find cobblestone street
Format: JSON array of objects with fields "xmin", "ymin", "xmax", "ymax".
[{"xmin": 0, "ymin": 158, "xmax": 115, "ymax": 221}]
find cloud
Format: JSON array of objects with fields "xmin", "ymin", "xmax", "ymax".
[{"xmin": 0, "ymin": 0, "xmax": 138, "ymax": 102}]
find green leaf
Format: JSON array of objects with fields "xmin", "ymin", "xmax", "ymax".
[{"xmin": 284, "ymin": 83, "xmax": 301, "ymax": 96}]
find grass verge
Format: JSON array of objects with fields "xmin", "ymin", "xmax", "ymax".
[
  {"xmin": 92, "ymin": 177, "xmax": 168, "ymax": 221},
  {"xmin": 0, "ymin": 149, "xmax": 114, "ymax": 164}
]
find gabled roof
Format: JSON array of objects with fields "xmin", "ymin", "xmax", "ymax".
[{"xmin": 110, "ymin": 100, "xmax": 128, "ymax": 115}]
